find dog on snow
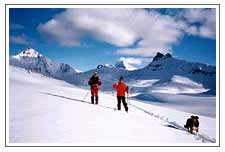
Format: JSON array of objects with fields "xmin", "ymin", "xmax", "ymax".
[{"xmin": 184, "ymin": 115, "xmax": 199, "ymax": 134}]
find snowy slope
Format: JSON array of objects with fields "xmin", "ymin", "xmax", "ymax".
[{"xmin": 9, "ymin": 66, "xmax": 216, "ymax": 144}]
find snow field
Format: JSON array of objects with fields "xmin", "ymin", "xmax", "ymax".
[{"xmin": 9, "ymin": 66, "xmax": 216, "ymax": 145}]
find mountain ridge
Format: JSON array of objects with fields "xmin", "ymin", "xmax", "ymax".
[{"xmin": 9, "ymin": 48, "xmax": 216, "ymax": 95}]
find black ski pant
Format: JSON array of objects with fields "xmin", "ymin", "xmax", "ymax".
[
  {"xmin": 117, "ymin": 96, "xmax": 128, "ymax": 112},
  {"xmin": 91, "ymin": 96, "xmax": 98, "ymax": 104}
]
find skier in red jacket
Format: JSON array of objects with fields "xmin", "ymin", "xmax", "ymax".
[
  {"xmin": 88, "ymin": 72, "xmax": 102, "ymax": 104},
  {"xmin": 113, "ymin": 76, "xmax": 129, "ymax": 112}
]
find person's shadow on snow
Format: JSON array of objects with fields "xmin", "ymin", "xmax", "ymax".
[{"xmin": 39, "ymin": 92, "xmax": 116, "ymax": 111}]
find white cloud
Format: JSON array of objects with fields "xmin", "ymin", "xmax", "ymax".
[
  {"xmin": 182, "ymin": 8, "xmax": 216, "ymax": 39},
  {"xmin": 38, "ymin": 8, "xmax": 216, "ymax": 56},
  {"xmin": 38, "ymin": 8, "xmax": 184, "ymax": 50},
  {"xmin": 118, "ymin": 57, "xmax": 152, "ymax": 69},
  {"xmin": 184, "ymin": 25, "xmax": 198, "ymax": 35},
  {"xmin": 38, "ymin": 8, "xmax": 138, "ymax": 47},
  {"xmin": 38, "ymin": 19, "xmax": 81, "ymax": 46},
  {"xmin": 119, "ymin": 57, "xmax": 145, "ymax": 65},
  {"xmin": 183, "ymin": 9, "xmax": 205, "ymax": 23},
  {"xmin": 10, "ymin": 35, "xmax": 29, "ymax": 45},
  {"xmin": 116, "ymin": 47, "xmax": 171, "ymax": 57}
]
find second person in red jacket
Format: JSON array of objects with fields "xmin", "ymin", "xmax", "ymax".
[{"xmin": 113, "ymin": 76, "xmax": 129, "ymax": 112}]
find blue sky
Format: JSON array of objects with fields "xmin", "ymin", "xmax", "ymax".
[{"xmin": 9, "ymin": 8, "xmax": 216, "ymax": 71}]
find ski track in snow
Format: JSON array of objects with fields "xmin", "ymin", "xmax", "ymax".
[
  {"xmin": 129, "ymin": 103, "xmax": 216, "ymax": 143},
  {"xmin": 32, "ymin": 91, "xmax": 216, "ymax": 143},
  {"xmin": 37, "ymin": 91, "xmax": 216, "ymax": 143}
]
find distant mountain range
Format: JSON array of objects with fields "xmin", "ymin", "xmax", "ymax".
[{"xmin": 10, "ymin": 48, "xmax": 216, "ymax": 94}]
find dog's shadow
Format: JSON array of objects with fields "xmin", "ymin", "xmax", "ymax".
[
  {"xmin": 163, "ymin": 121, "xmax": 187, "ymax": 132},
  {"xmin": 164, "ymin": 124, "xmax": 180, "ymax": 130}
]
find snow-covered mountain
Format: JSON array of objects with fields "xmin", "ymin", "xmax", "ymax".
[
  {"xmin": 115, "ymin": 60, "xmax": 136, "ymax": 71},
  {"xmin": 71, "ymin": 52, "xmax": 216, "ymax": 94},
  {"xmin": 133, "ymin": 52, "xmax": 216, "ymax": 93},
  {"xmin": 9, "ymin": 48, "xmax": 216, "ymax": 95},
  {"xmin": 10, "ymin": 48, "xmax": 79, "ymax": 79}
]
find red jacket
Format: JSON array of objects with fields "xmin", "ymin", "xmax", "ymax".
[
  {"xmin": 88, "ymin": 75, "xmax": 101, "ymax": 89},
  {"xmin": 113, "ymin": 82, "xmax": 128, "ymax": 96}
]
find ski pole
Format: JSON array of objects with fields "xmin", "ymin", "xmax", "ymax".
[
  {"xmin": 127, "ymin": 87, "xmax": 130, "ymax": 106},
  {"xmin": 126, "ymin": 89, "xmax": 128, "ymax": 105},
  {"xmin": 82, "ymin": 91, "xmax": 89, "ymax": 101},
  {"xmin": 111, "ymin": 91, "xmax": 117, "ymax": 110},
  {"xmin": 128, "ymin": 93, "xmax": 130, "ymax": 105},
  {"xmin": 127, "ymin": 93, "xmax": 129, "ymax": 106}
]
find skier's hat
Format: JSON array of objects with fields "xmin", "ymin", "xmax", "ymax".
[
  {"xmin": 119, "ymin": 76, "xmax": 124, "ymax": 81},
  {"xmin": 93, "ymin": 71, "xmax": 98, "ymax": 75}
]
